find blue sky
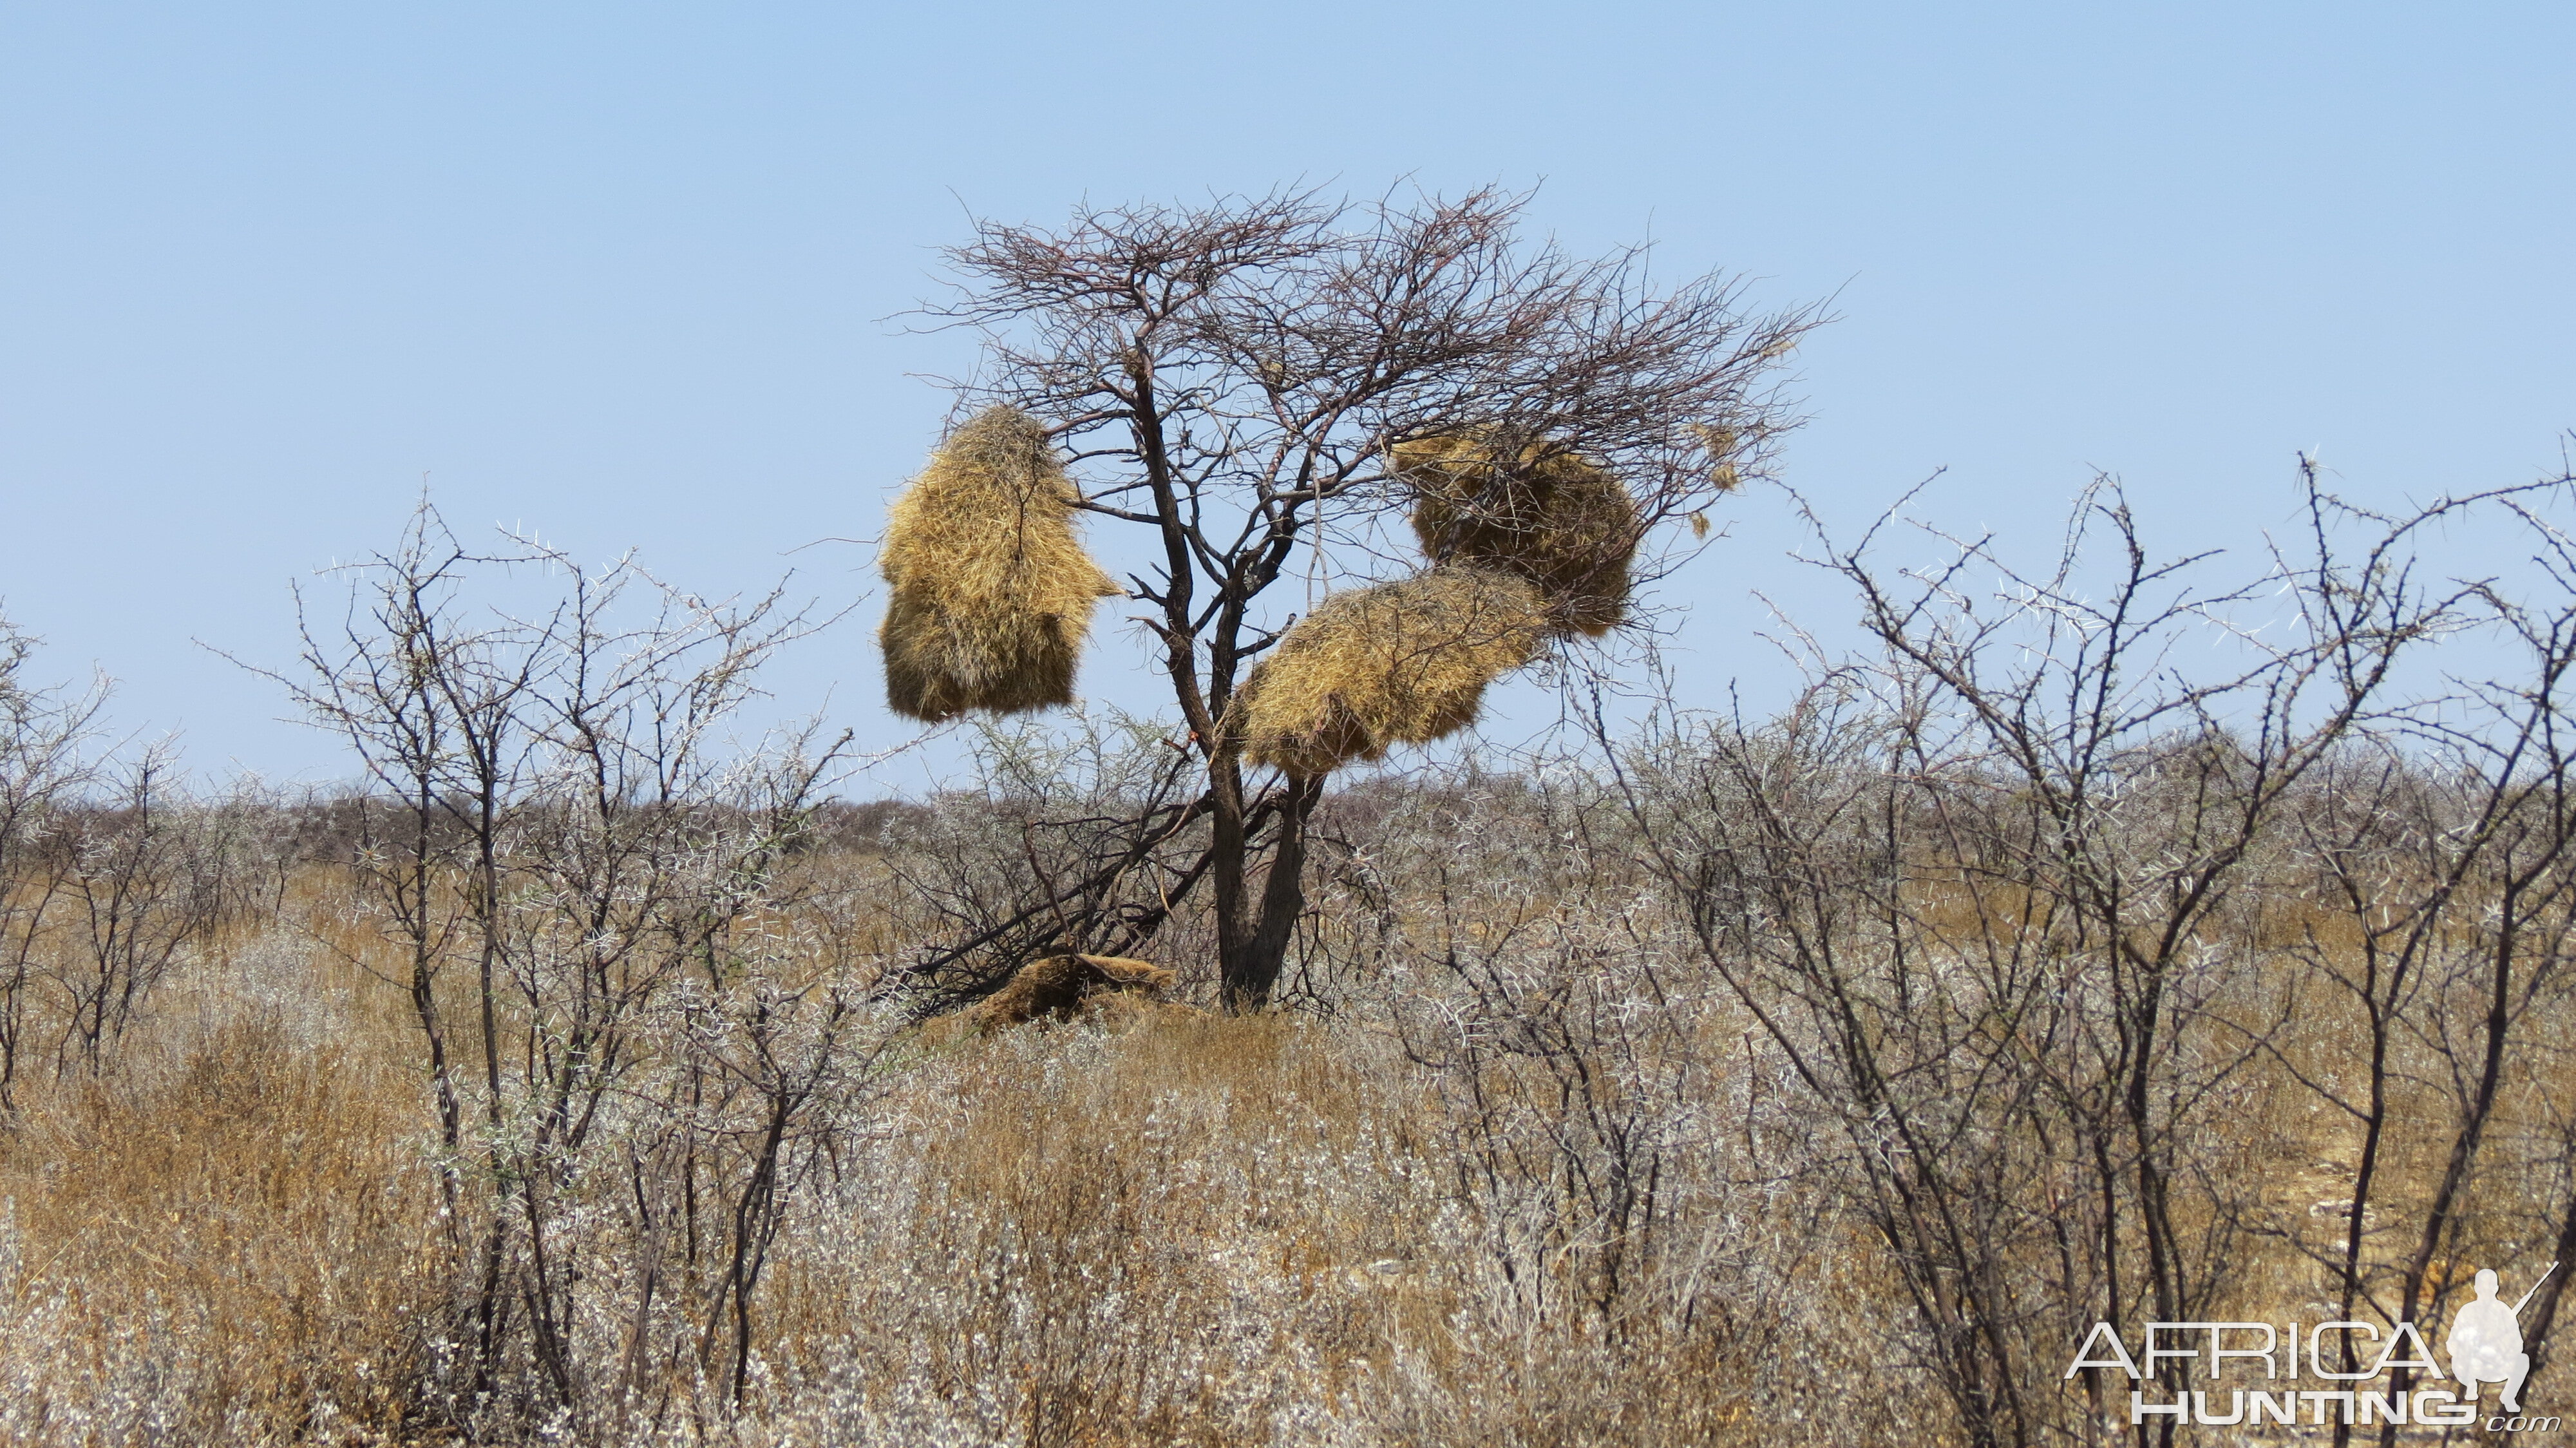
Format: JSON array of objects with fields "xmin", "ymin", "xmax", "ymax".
[{"xmin": 3, "ymin": 2, "xmax": 2571, "ymax": 785}]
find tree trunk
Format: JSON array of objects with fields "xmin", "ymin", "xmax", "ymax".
[
  {"xmin": 1217, "ymin": 774, "xmax": 1322, "ymax": 1011},
  {"xmin": 1209, "ymin": 753, "xmax": 1253, "ymax": 1009}
]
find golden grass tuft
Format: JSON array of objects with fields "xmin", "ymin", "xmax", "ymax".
[
  {"xmin": 1233, "ymin": 567, "xmax": 1550, "ymax": 779},
  {"xmin": 1394, "ymin": 434, "xmax": 1642, "ymax": 637},
  {"xmin": 878, "ymin": 406, "xmax": 1123, "ymax": 721},
  {"xmin": 0, "ymin": 951, "xmax": 442, "ymax": 1444}
]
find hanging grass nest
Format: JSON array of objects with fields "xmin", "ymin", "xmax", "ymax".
[
  {"xmin": 1392, "ymin": 434, "xmax": 1643, "ymax": 637},
  {"xmin": 877, "ymin": 406, "xmax": 1123, "ymax": 722},
  {"xmin": 1232, "ymin": 566, "xmax": 1551, "ymax": 779}
]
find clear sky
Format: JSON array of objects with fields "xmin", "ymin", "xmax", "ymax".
[{"xmin": 3, "ymin": 2, "xmax": 2571, "ymax": 786}]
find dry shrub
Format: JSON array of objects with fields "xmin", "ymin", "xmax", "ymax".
[
  {"xmin": 1393, "ymin": 434, "xmax": 1642, "ymax": 637},
  {"xmin": 878, "ymin": 406, "xmax": 1123, "ymax": 721},
  {"xmin": 1234, "ymin": 567, "xmax": 1550, "ymax": 778},
  {"xmin": 954, "ymin": 951, "xmax": 1177, "ymax": 1031}
]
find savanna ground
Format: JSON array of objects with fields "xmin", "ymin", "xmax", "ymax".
[
  {"xmin": 0, "ymin": 766, "xmax": 1856, "ymax": 1447},
  {"xmin": 4, "ymin": 469, "xmax": 2576, "ymax": 1448}
]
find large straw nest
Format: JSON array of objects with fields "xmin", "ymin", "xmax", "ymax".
[
  {"xmin": 878, "ymin": 407, "xmax": 1122, "ymax": 721},
  {"xmin": 916, "ymin": 953, "xmax": 1193, "ymax": 1045},
  {"xmin": 1393, "ymin": 434, "xmax": 1642, "ymax": 637},
  {"xmin": 960, "ymin": 954, "xmax": 1177, "ymax": 1032},
  {"xmin": 1233, "ymin": 567, "xmax": 1551, "ymax": 779}
]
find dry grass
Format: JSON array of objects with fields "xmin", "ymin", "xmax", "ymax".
[
  {"xmin": 0, "ymin": 835, "xmax": 1832, "ymax": 1446},
  {"xmin": 1392, "ymin": 435, "xmax": 1640, "ymax": 638},
  {"xmin": 0, "ymin": 934, "xmax": 442, "ymax": 1445},
  {"xmin": 1233, "ymin": 567, "xmax": 1549, "ymax": 778},
  {"xmin": 4, "ymin": 772, "xmax": 2571, "ymax": 1446},
  {"xmin": 878, "ymin": 406, "xmax": 1123, "ymax": 721},
  {"xmin": 734, "ymin": 1005, "xmax": 1802, "ymax": 1447}
]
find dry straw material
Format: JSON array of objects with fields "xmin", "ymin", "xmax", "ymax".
[
  {"xmin": 1233, "ymin": 567, "xmax": 1550, "ymax": 779},
  {"xmin": 957, "ymin": 954, "xmax": 1178, "ymax": 1032},
  {"xmin": 1393, "ymin": 434, "xmax": 1642, "ymax": 636},
  {"xmin": 878, "ymin": 407, "xmax": 1123, "ymax": 721}
]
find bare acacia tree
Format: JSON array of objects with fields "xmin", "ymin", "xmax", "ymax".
[
  {"xmin": 254, "ymin": 502, "xmax": 874, "ymax": 1436},
  {"xmin": 927, "ymin": 187, "xmax": 1817, "ymax": 1008},
  {"xmin": 1610, "ymin": 464, "xmax": 2576, "ymax": 1448},
  {"xmin": 0, "ymin": 619, "xmax": 103, "ymax": 1110}
]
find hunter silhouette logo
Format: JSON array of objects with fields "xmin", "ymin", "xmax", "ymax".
[
  {"xmin": 2451, "ymin": 1264, "xmax": 2553, "ymax": 1417},
  {"xmin": 2065, "ymin": 1261, "xmax": 2560, "ymax": 1429}
]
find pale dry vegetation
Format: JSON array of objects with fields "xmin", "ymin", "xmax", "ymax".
[{"xmin": 0, "ymin": 766, "xmax": 1877, "ymax": 1448}]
